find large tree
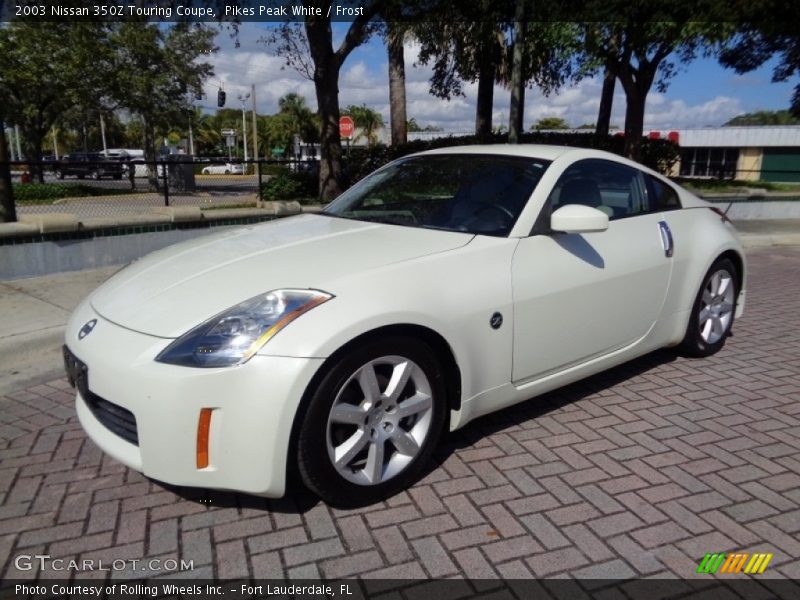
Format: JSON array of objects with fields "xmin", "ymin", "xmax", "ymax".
[
  {"xmin": 416, "ymin": 3, "xmax": 578, "ymax": 141},
  {"xmin": 579, "ymin": 2, "xmax": 729, "ymax": 160},
  {"xmin": 0, "ymin": 21, "xmax": 113, "ymax": 182},
  {"xmin": 717, "ymin": 2, "xmax": 800, "ymax": 115},
  {"xmin": 109, "ymin": 22, "xmax": 215, "ymax": 185},
  {"xmin": 415, "ymin": 2, "xmax": 509, "ymax": 140},
  {"xmin": 267, "ymin": 2, "xmax": 387, "ymax": 201}
]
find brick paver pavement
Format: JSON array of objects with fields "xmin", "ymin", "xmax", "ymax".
[{"xmin": 1, "ymin": 247, "xmax": 799, "ymax": 581}]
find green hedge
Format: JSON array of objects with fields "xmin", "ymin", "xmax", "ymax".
[
  {"xmin": 13, "ymin": 183, "xmax": 136, "ymax": 204},
  {"xmin": 342, "ymin": 133, "xmax": 680, "ymax": 187},
  {"xmin": 261, "ymin": 171, "xmax": 318, "ymax": 203}
]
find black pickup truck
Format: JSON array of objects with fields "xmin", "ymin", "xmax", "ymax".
[{"xmin": 54, "ymin": 153, "xmax": 124, "ymax": 180}]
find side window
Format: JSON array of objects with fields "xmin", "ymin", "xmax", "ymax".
[
  {"xmin": 548, "ymin": 159, "xmax": 653, "ymax": 220},
  {"xmin": 648, "ymin": 175, "xmax": 681, "ymax": 210}
]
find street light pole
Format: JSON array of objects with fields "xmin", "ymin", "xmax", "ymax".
[
  {"xmin": 251, "ymin": 84, "xmax": 258, "ymax": 161},
  {"xmin": 238, "ymin": 92, "xmax": 250, "ymax": 163}
]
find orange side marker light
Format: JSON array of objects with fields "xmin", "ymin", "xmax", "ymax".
[{"xmin": 197, "ymin": 408, "xmax": 213, "ymax": 469}]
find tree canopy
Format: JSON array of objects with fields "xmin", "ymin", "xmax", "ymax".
[{"xmin": 724, "ymin": 110, "xmax": 800, "ymax": 126}]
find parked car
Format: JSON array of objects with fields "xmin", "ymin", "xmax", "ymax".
[
  {"xmin": 55, "ymin": 153, "xmax": 124, "ymax": 180},
  {"xmin": 64, "ymin": 145, "xmax": 745, "ymax": 507},
  {"xmin": 201, "ymin": 162, "xmax": 244, "ymax": 175}
]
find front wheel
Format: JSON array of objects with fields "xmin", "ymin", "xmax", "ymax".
[
  {"xmin": 297, "ymin": 337, "xmax": 447, "ymax": 507},
  {"xmin": 679, "ymin": 258, "xmax": 738, "ymax": 357}
]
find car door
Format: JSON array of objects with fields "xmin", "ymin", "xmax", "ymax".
[{"xmin": 511, "ymin": 158, "xmax": 673, "ymax": 383}]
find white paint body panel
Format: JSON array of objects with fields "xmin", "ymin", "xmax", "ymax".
[{"xmin": 66, "ymin": 145, "xmax": 746, "ymax": 497}]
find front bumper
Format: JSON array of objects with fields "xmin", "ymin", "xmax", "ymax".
[{"xmin": 66, "ymin": 300, "xmax": 324, "ymax": 497}]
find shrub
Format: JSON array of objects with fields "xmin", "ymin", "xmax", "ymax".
[
  {"xmin": 261, "ymin": 170, "xmax": 318, "ymax": 203},
  {"xmin": 342, "ymin": 133, "xmax": 681, "ymax": 187}
]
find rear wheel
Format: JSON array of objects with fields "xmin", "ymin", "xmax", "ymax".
[
  {"xmin": 55, "ymin": 170, "xmax": 64, "ymax": 179},
  {"xmin": 679, "ymin": 258, "xmax": 738, "ymax": 357},
  {"xmin": 297, "ymin": 337, "xmax": 447, "ymax": 507},
  {"xmin": 91, "ymin": 170, "xmax": 101, "ymax": 180}
]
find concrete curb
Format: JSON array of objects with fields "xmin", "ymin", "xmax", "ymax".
[
  {"xmin": 18, "ymin": 213, "xmax": 80, "ymax": 233},
  {"xmin": 741, "ymin": 233, "xmax": 800, "ymax": 248}
]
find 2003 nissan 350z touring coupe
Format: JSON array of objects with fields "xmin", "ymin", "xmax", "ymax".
[{"xmin": 64, "ymin": 145, "xmax": 745, "ymax": 507}]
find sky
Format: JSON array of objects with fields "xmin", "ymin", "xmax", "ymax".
[{"xmin": 199, "ymin": 23, "xmax": 796, "ymax": 133}]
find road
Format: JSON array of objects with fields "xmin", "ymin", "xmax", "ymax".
[{"xmin": 1, "ymin": 246, "xmax": 799, "ymax": 584}]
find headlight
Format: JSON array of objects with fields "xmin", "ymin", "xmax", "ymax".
[{"xmin": 155, "ymin": 289, "xmax": 332, "ymax": 368}]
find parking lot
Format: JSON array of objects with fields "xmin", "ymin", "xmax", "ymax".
[{"xmin": 1, "ymin": 247, "xmax": 799, "ymax": 583}]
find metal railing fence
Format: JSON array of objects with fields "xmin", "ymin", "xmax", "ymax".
[{"xmin": 4, "ymin": 158, "xmax": 320, "ymax": 219}]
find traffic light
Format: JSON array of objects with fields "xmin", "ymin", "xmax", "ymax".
[{"xmin": 217, "ymin": 89, "xmax": 226, "ymax": 107}]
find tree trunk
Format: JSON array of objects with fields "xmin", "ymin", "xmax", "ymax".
[
  {"xmin": 0, "ymin": 119, "xmax": 17, "ymax": 223},
  {"xmin": 475, "ymin": 51, "xmax": 496, "ymax": 141},
  {"xmin": 307, "ymin": 19, "xmax": 344, "ymax": 202},
  {"xmin": 595, "ymin": 67, "xmax": 615, "ymax": 137},
  {"xmin": 20, "ymin": 126, "xmax": 45, "ymax": 183},
  {"xmin": 622, "ymin": 83, "xmax": 645, "ymax": 161},
  {"xmin": 387, "ymin": 24, "xmax": 407, "ymax": 146},
  {"xmin": 508, "ymin": 0, "xmax": 527, "ymax": 144},
  {"xmin": 143, "ymin": 118, "xmax": 160, "ymax": 191}
]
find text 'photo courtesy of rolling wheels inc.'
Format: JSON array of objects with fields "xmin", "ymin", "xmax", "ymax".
[{"xmin": 2, "ymin": 0, "xmax": 800, "ymax": 599}]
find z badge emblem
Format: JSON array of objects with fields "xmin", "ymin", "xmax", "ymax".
[{"xmin": 78, "ymin": 319, "xmax": 97, "ymax": 340}]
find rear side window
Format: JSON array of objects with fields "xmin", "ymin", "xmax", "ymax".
[
  {"xmin": 548, "ymin": 159, "xmax": 651, "ymax": 220},
  {"xmin": 648, "ymin": 176, "xmax": 681, "ymax": 210}
]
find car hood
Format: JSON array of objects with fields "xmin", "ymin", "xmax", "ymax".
[{"xmin": 90, "ymin": 214, "xmax": 473, "ymax": 338}]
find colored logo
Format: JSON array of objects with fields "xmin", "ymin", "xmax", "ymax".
[{"xmin": 697, "ymin": 552, "xmax": 773, "ymax": 575}]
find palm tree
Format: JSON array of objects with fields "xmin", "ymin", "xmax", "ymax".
[{"xmin": 343, "ymin": 104, "xmax": 385, "ymax": 146}]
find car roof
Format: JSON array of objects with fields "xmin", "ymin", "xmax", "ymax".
[
  {"xmin": 413, "ymin": 143, "xmax": 667, "ymax": 167},
  {"xmin": 412, "ymin": 143, "xmax": 673, "ymax": 178},
  {"xmin": 414, "ymin": 144, "xmax": 579, "ymax": 161}
]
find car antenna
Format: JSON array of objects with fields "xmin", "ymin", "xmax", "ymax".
[{"xmin": 723, "ymin": 198, "xmax": 735, "ymax": 217}]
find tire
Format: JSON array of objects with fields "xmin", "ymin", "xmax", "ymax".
[
  {"xmin": 224, "ymin": 170, "xmax": 230, "ymax": 175},
  {"xmin": 678, "ymin": 258, "xmax": 738, "ymax": 357},
  {"xmin": 91, "ymin": 170, "xmax": 101, "ymax": 180},
  {"xmin": 55, "ymin": 170, "xmax": 64, "ymax": 180},
  {"xmin": 297, "ymin": 336, "xmax": 447, "ymax": 507}
]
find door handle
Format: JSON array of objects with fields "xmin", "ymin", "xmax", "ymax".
[{"xmin": 658, "ymin": 221, "xmax": 674, "ymax": 258}]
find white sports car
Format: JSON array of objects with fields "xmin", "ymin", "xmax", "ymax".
[{"xmin": 64, "ymin": 145, "xmax": 745, "ymax": 506}]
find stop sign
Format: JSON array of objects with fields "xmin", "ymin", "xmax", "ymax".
[{"xmin": 339, "ymin": 116, "xmax": 355, "ymax": 140}]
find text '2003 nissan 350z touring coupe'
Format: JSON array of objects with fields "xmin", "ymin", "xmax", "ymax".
[{"xmin": 64, "ymin": 145, "xmax": 745, "ymax": 507}]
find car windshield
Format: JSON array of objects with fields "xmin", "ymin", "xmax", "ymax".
[{"xmin": 324, "ymin": 154, "xmax": 550, "ymax": 236}]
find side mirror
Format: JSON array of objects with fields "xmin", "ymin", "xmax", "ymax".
[{"xmin": 550, "ymin": 204, "xmax": 609, "ymax": 234}]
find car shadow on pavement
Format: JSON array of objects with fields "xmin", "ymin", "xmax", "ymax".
[
  {"xmin": 423, "ymin": 348, "xmax": 680, "ymax": 480},
  {"xmin": 163, "ymin": 348, "xmax": 679, "ymax": 514}
]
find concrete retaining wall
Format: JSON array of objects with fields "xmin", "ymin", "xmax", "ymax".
[{"xmin": 0, "ymin": 224, "xmax": 246, "ymax": 280}]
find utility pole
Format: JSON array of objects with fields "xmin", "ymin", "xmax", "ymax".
[
  {"xmin": 188, "ymin": 124, "xmax": 195, "ymax": 156},
  {"xmin": 251, "ymin": 84, "xmax": 258, "ymax": 161},
  {"xmin": 238, "ymin": 92, "xmax": 250, "ymax": 162}
]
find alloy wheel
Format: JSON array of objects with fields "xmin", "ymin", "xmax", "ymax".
[
  {"xmin": 326, "ymin": 356, "xmax": 433, "ymax": 486},
  {"xmin": 698, "ymin": 268, "xmax": 735, "ymax": 344}
]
